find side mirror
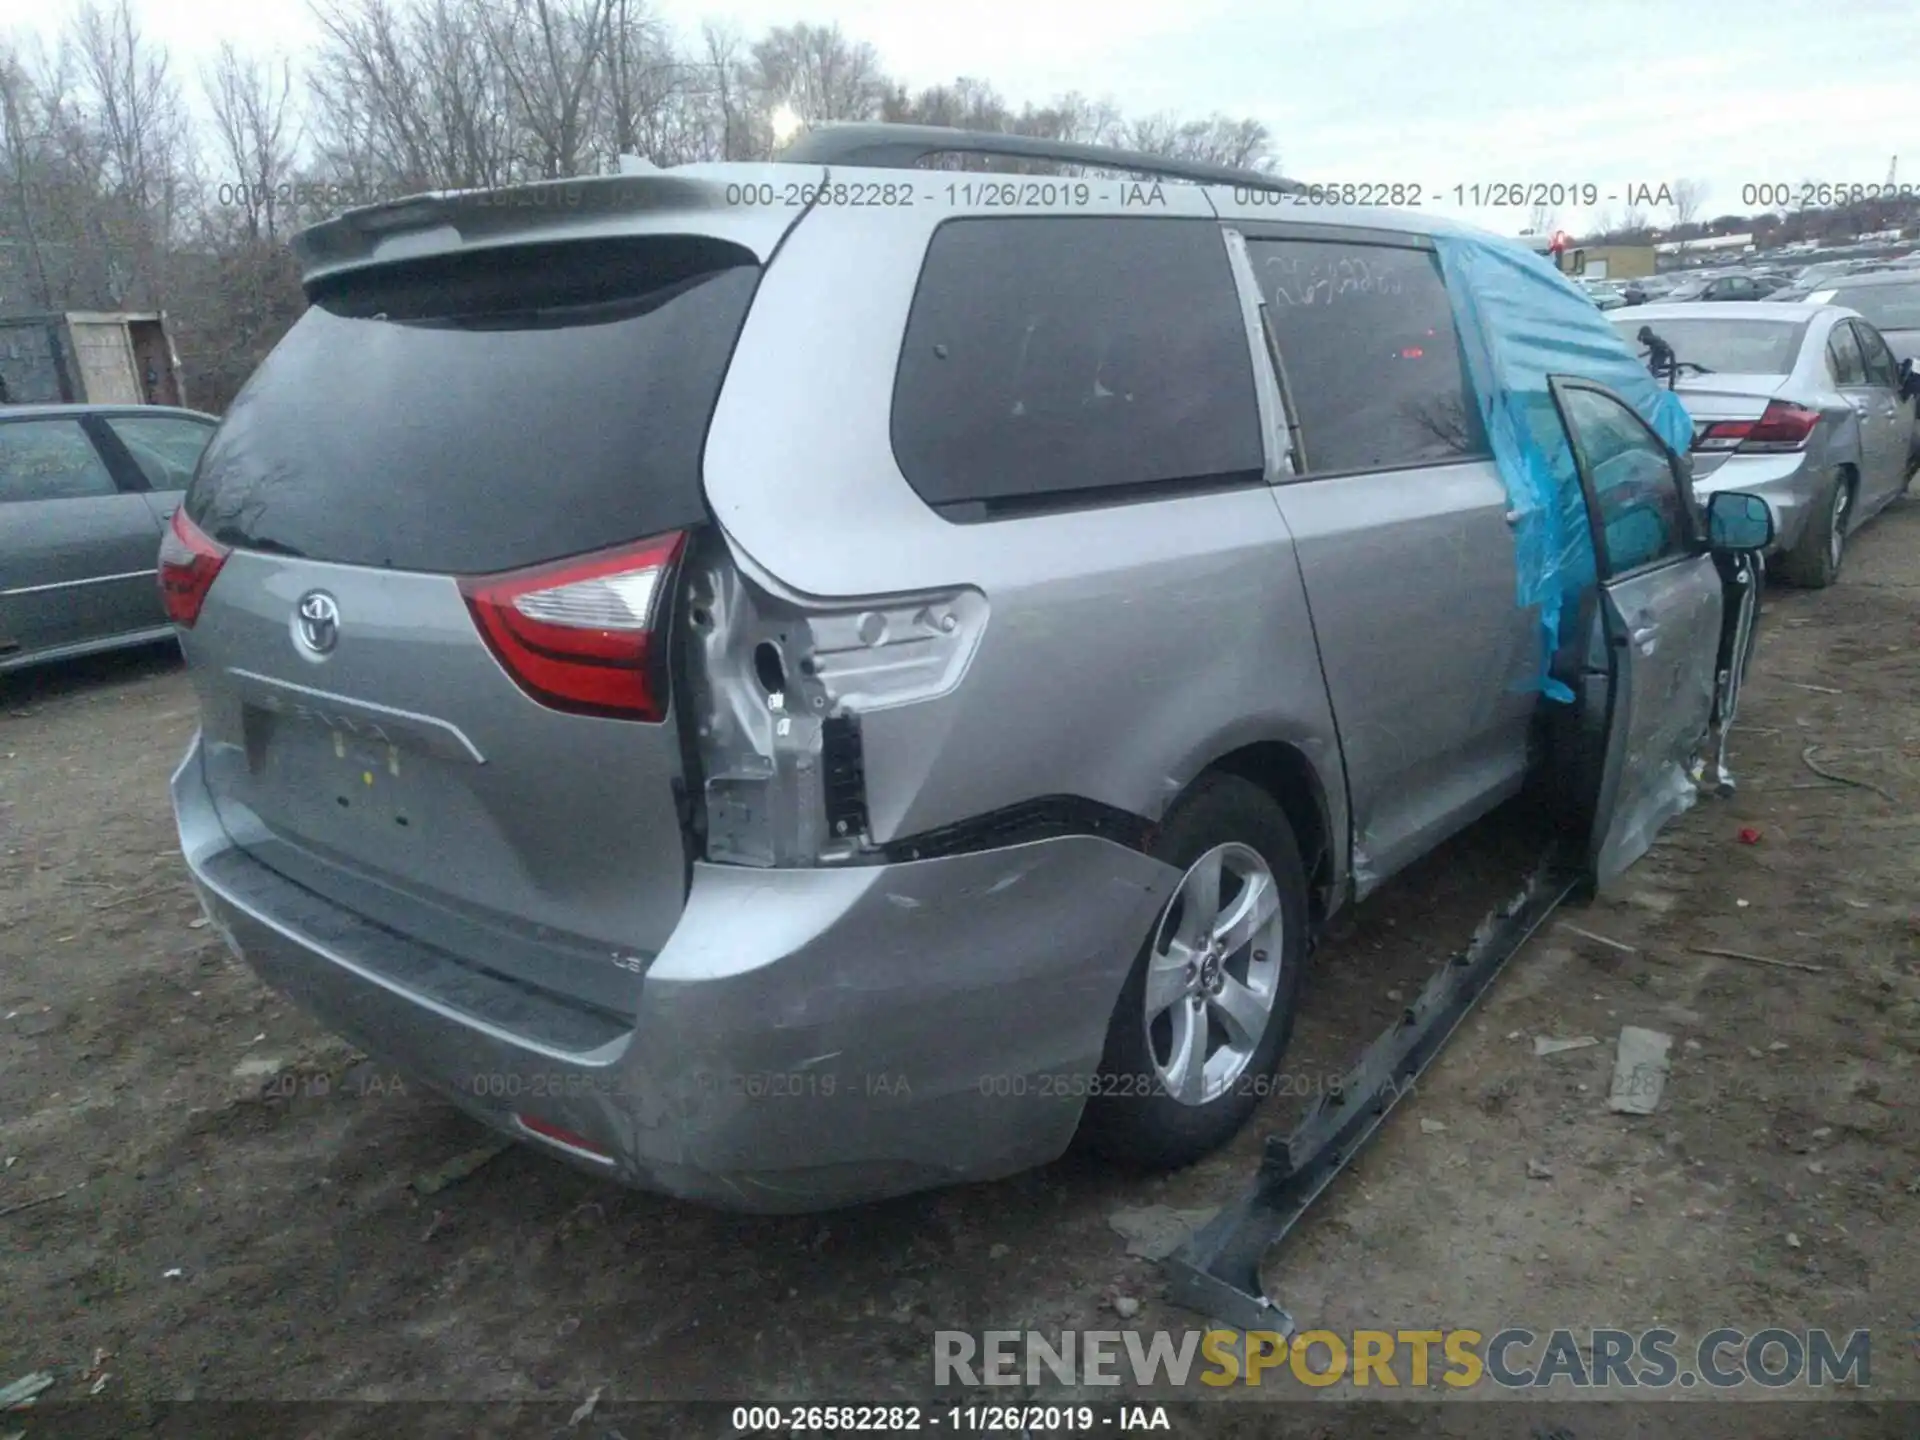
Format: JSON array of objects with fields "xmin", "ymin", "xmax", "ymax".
[
  {"xmin": 1900, "ymin": 356, "xmax": 1920, "ymax": 401},
  {"xmin": 1708, "ymin": 491, "xmax": 1775, "ymax": 552}
]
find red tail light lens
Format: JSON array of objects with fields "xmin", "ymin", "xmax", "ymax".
[
  {"xmin": 1743, "ymin": 400, "xmax": 1820, "ymax": 451},
  {"xmin": 459, "ymin": 531, "xmax": 687, "ymax": 722},
  {"xmin": 1697, "ymin": 400, "xmax": 1818, "ymax": 454},
  {"xmin": 157, "ymin": 508, "xmax": 231, "ymax": 627}
]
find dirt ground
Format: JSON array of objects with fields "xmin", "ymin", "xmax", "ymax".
[{"xmin": 3, "ymin": 503, "xmax": 1917, "ymax": 1437}]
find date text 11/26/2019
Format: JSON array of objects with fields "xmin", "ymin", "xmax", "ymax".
[{"xmin": 732, "ymin": 1404, "xmax": 1172, "ymax": 1432}]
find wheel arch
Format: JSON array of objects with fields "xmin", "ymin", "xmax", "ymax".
[{"xmin": 1185, "ymin": 738, "xmax": 1343, "ymax": 927}]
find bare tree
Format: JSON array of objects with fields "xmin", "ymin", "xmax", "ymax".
[
  {"xmin": 600, "ymin": 0, "xmax": 703, "ymax": 166},
  {"xmin": 747, "ymin": 21, "xmax": 885, "ymax": 150},
  {"xmin": 482, "ymin": 0, "xmax": 610, "ymax": 179},
  {"xmin": 0, "ymin": 41, "xmax": 57, "ymax": 309},
  {"xmin": 1125, "ymin": 113, "xmax": 1273, "ymax": 170},
  {"xmin": 1526, "ymin": 201, "xmax": 1554, "ymax": 236},
  {"xmin": 69, "ymin": 0, "xmax": 188, "ymax": 299},
  {"xmin": 1670, "ymin": 177, "xmax": 1707, "ymax": 230},
  {"xmin": 308, "ymin": 0, "xmax": 517, "ymax": 195},
  {"xmin": 1015, "ymin": 91, "xmax": 1124, "ymax": 149},
  {"xmin": 202, "ymin": 43, "xmax": 298, "ymax": 242},
  {"xmin": 696, "ymin": 22, "xmax": 753, "ymax": 162}
]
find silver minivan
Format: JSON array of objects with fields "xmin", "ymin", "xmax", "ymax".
[{"xmin": 167, "ymin": 127, "xmax": 1771, "ymax": 1211}]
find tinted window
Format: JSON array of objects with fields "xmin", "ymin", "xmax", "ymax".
[
  {"xmin": 187, "ymin": 236, "xmax": 760, "ymax": 574},
  {"xmin": 103, "ymin": 415, "xmax": 214, "ymax": 491},
  {"xmin": 0, "ymin": 419, "xmax": 118, "ymax": 503},
  {"xmin": 1854, "ymin": 323, "xmax": 1901, "ymax": 389},
  {"xmin": 891, "ymin": 218, "xmax": 1263, "ymax": 512},
  {"xmin": 1826, "ymin": 324, "xmax": 1867, "ymax": 385},
  {"xmin": 1611, "ymin": 317, "xmax": 1806, "ymax": 374},
  {"xmin": 1826, "ymin": 281, "xmax": 1920, "ymax": 332},
  {"xmin": 1556, "ymin": 386, "xmax": 1688, "ymax": 576},
  {"xmin": 1249, "ymin": 239, "xmax": 1486, "ymax": 474}
]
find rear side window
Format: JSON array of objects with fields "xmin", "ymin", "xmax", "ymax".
[
  {"xmin": 1248, "ymin": 238, "xmax": 1488, "ymax": 475},
  {"xmin": 1825, "ymin": 324, "xmax": 1866, "ymax": 386},
  {"xmin": 103, "ymin": 414, "xmax": 214, "ymax": 491},
  {"xmin": 1853, "ymin": 322, "xmax": 1901, "ymax": 389},
  {"xmin": 891, "ymin": 217, "xmax": 1263, "ymax": 514},
  {"xmin": 0, "ymin": 419, "xmax": 118, "ymax": 503},
  {"xmin": 186, "ymin": 236, "xmax": 760, "ymax": 574}
]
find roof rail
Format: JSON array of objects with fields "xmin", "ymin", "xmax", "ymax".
[{"xmin": 777, "ymin": 122, "xmax": 1304, "ymax": 196}]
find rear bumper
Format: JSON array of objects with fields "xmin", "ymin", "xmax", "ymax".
[
  {"xmin": 173, "ymin": 735, "xmax": 1176, "ymax": 1212},
  {"xmin": 1691, "ymin": 451, "xmax": 1828, "ymax": 555}
]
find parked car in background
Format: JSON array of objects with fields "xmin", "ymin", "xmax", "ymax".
[
  {"xmin": 1, "ymin": 404, "xmax": 216, "ymax": 672},
  {"xmin": 1617, "ymin": 302, "xmax": 1919, "ymax": 586},
  {"xmin": 1578, "ymin": 278, "xmax": 1628, "ymax": 309},
  {"xmin": 1798, "ymin": 270, "xmax": 1920, "ymax": 468},
  {"xmin": 1667, "ymin": 272, "xmax": 1783, "ymax": 303},
  {"xmin": 161, "ymin": 133, "xmax": 1772, "ymax": 1211},
  {"xmin": 1792, "ymin": 261, "xmax": 1858, "ymax": 290},
  {"xmin": 1793, "ymin": 270, "xmax": 1920, "ymax": 364}
]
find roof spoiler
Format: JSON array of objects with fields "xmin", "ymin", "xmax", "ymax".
[{"xmin": 289, "ymin": 171, "xmax": 806, "ymax": 292}]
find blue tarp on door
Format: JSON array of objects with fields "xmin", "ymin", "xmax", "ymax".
[{"xmin": 1431, "ymin": 231, "xmax": 1694, "ymax": 701}]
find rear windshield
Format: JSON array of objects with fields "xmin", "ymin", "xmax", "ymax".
[
  {"xmin": 187, "ymin": 235, "xmax": 759, "ymax": 574},
  {"xmin": 1823, "ymin": 282, "xmax": 1920, "ymax": 332},
  {"xmin": 1611, "ymin": 317, "xmax": 1806, "ymax": 374}
]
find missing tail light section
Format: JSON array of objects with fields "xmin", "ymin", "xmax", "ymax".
[
  {"xmin": 821, "ymin": 713, "xmax": 869, "ymax": 841},
  {"xmin": 682, "ymin": 539, "xmax": 986, "ymax": 867}
]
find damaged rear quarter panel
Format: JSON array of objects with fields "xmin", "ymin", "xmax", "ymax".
[{"xmin": 698, "ymin": 201, "xmax": 1350, "ymax": 869}]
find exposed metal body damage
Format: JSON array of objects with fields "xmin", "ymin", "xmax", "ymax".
[{"xmin": 681, "ymin": 537, "xmax": 988, "ymax": 867}]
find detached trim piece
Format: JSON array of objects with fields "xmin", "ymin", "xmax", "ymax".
[
  {"xmin": 873, "ymin": 796, "xmax": 1155, "ymax": 864},
  {"xmin": 1163, "ymin": 855, "xmax": 1579, "ymax": 1333}
]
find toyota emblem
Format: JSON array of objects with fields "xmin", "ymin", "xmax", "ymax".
[{"xmin": 295, "ymin": 590, "xmax": 340, "ymax": 656}]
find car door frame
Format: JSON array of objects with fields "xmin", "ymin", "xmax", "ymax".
[
  {"xmin": 1822, "ymin": 317, "xmax": 1885, "ymax": 517},
  {"xmin": 1225, "ymin": 219, "xmax": 1542, "ymax": 895},
  {"xmin": 1544, "ymin": 375, "xmax": 1730, "ymax": 892},
  {"xmin": 1846, "ymin": 318, "xmax": 1910, "ymax": 515},
  {"xmin": 91, "ymin": 408, "xmax": 217, "ymax": 531},
  {"xmin": 0, "ymin": 412, "xmax": 175, "ymax": 665}
]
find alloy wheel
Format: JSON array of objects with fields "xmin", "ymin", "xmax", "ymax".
[{"xmin": 1142, "ymin": 842, "xmax": 1285, "ymax": 1106}]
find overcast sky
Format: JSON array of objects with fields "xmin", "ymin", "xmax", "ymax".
[{"xmin": 2, "ymin": 0, "xmax": 1916, "ymax": 236}]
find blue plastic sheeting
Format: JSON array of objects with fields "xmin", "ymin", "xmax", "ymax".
[{"xmin": 1433, "ymin": 233, "xmax": 1694, "ymax": 702}]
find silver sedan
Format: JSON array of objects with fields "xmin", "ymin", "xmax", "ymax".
[
  {"xmin": 1614, "ymin": 302, "xmax": 1919, "ymax": 587},
  {"xmin": 0, "ymin": 403, "xmax": 217, "ymax": 672}
]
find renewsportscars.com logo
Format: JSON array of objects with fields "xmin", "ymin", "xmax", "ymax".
[{"xmin": 934, "ymin": 1327, "xmax": 1873, "ymax": 1391}]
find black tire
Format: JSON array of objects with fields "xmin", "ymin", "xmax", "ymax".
[
  {"xmin": 1079, "ymin": 773, "xmax": 1309, "ymax": 1170},
  {"xmin": 1776, "ymin": 469, "xmax": 1849, "ymax": 589}
]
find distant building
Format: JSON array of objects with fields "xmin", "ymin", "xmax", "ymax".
[
  {"xmin": 1564, "ymin": 245, "xmax": 1657, "ymax": 280},
  {"xmin": 0, "ymin": 311, "xmax": 187, "ymax": 407},
  {"xmin": 1655, "ymin": 233, "xmax": 1756, "ymax": 256}
]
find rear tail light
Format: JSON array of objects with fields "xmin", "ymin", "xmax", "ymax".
[
  {"xmin": 157, "ymin": 508, "xmax": 230, "ymax": 627},
  {"xmin": 459, "ymin": 531, "xmax": 687, "ymax": 722},
  {"xmin": 1693, "ymin": 400, "xmax": 1819, "ymax": 455}
]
